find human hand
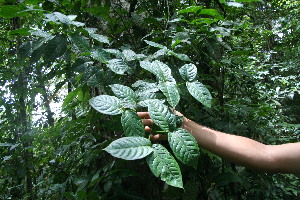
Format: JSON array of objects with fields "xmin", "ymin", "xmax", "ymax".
[{"xmin": 137, "ymin": 110, "xmax": 185, "ymax": 141}]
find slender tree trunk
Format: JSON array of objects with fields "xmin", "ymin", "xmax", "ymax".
[
  {"xmin": 11, "ymin": 15, "xmax": 34, "ymax": 198},
  {"xmin": 66, "ymin": 63, "xmax": 77, "ymax": 120},
  {"xmin": 36, "ymin": 64, "xmax": 55, "ymax": 127}
]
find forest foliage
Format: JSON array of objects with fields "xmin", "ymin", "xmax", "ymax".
[{"xmin": 0, "ymin": 0, "xmax": 299, "ymax": 199}]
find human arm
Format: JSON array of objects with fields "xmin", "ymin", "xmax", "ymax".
[{"xmin": 138, "ymin": 112, "xmax": 300, "ymax": 174}]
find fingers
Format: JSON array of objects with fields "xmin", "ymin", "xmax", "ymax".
[
  {"xmin": 138, "ymin": 111, "xmax": 168, "ymax": 141},
  {"xmin": 137, "ymin": 112, "xmax": 150, "ymax": 119},
  {"xmin": 142, "ymin": 119, "xmax": 153, "ymax": 126},
  {"xmin": 145, "ymin": 126, "xmax": 151, "ymax": 133},
  {"xmin": 150, "ymin": 134, "xmax": 168, "ymax": 141}
]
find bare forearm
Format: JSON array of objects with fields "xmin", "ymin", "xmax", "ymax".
[{"xmin": 182, "ymin": 117, "xmax": 300, "ymax": 174}]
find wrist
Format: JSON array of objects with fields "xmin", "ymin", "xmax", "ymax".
[{"xmin": 182, "ymin": 116, "xmax": 191, "ymax": 130}]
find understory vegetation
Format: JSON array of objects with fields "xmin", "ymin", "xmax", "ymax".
[{"xmin": 0, "ymin": 0, "xmax": 299, "ymax": 199}]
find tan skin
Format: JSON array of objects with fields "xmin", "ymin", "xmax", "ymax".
[{"xmin": 138, "ymin": 111, "xmax": 300, "ymax": 174}]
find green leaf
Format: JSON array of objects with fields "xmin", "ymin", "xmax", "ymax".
[
  {"xmin": 89, "ymin": 95, "xmax": 123, "ymax": 115},
  {"xmin": 110, "ymin": 84, "xmax": 137, "ymax": 105},
  {"xmin": 107, "ymin": 59, "xmax": 129, "ymax": 74},
  {"xmin": 0, "ymin": 5, "xmax": 24, "ymax": 18},
  {"xmin": 168, "ymin": 128, "xmax": 200, "ymax": 168},
  {"xmin": 122, "ymin": 49, "xmax": 137, "ymax": 61},
  {"xmin": 141, "ymin": 61, "xmax": 175, "ymax": 83},
  {"xmin": 104, "ymin": 137, "xmax": 153, "ymax": 160},
  {"xmin": 227, "ymin": 2, "xmax": 244, "ymax": 7},
  {"xmin": 144, "ymin": 40, "xmax": 167, "ymax": 49},
  {"xmin": 179, "ymin": 64, "xmax": 197, "ymax": 82},
  {"xmin": 148, "ymin": 101, "xmax": 176, "ymax": 132},
  {"xmin": 30, "ymin": 38, "xmax": 47, "ymax": 63},
  {"xmin": 132, "ymin": 80, "xmax": 159, "ymax": 95},
  {"xmin": 69, "ymin": 33, "xmax": 91, "ymax": 53},
  {"xmin": 104, "ymin": 49, "xmax": 123, "ymax": 57},
  {"xmin": 62, "ymin": 89, "xmax": 79, "ymax": 109},
  {"xmin": 8, "ymin": 28, "xmax": 31, "ymax": 36},
  {"xmin": 91, "ymin": 49, "xmax": 110, "ymax": 63},
  {"xmin": 186, "ymin": 81, "xmax": 212, "ymax": 108},
  {"xmin": 178, "ymin": 7, "xmax": 223, "ymax": 20},
  {"xmin": 178, "ymin": 6, "xmax": 203, "ymax": 14},
  {"xmin": 121, "ymin": 110, "xmax": 145, "ymax": 137},
  {"xmin": 139, "ymin": 61, "xmax": 158, "ymax": 76},
  {"xmin": 199, "ymin": 9, "xmax": 223, "ymax": 20},
  {"xmin": 235, "ymin": 0, "xmax": 262, "ymax": 2},
  {"xmin": 146, "ymin": 144, "xmax": 183, "ymax": 188},
  {"xmin": 90, "ymin": 33, "xmax": 110, "ymax": 44},
  {"xmin": 151, "ymin": 60, "xmax": 173, "ymax": 82},
  {"xmin": 44, "ymin": 12, "xmax": 72, "ymax": 24},
  {"xmin": 159, "ymin": 81, "xmax": 180, "ymax": 108},
  {"xmin": 44, "ymin": 34, "xmax": 68, "ymax": 62},
  {"xmin": 147, "ymin": 49, "xmax": 167, "ymax": 60},
  {"xmin": 30, "ymin": 30, "xmax": 53, "ymax": 38},
  {"xmin": 137, "ymin": 99, "xmax": 165, "ymax": 108},
  {"xmin": 169, "ymin": 52, "xmax": 191, "ymax": 62}
]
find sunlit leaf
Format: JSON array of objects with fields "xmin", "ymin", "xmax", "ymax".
[
  {"xmin": 121, "ymin": 110, "xmax": 145, "ymax": 137},
  {"xmin": 146, "ymin": 144, "xmax": 183, "ymax": 188},
  {"xmin": 159, "ymin": 81, "xmax": 180, "ymax": 108},
  {"xmin": 186, "ymin": 81, "xmax": 212, "ymax": 108},
  {"xmin": 144, "ymin": 40, "xmax": 167, "ymax": 49},
  {"xmin": 104, "ymin": 137, "xmax": 153, "ymax": 160},
  {"xmin": 110, "ymin": 84, "xmax": 137, "ymax": 105},
  {"xmin": 148, "ymin": 101, "xmax": 176, "ymax": 132},
  {"xmin": 179, "ymin": 64, "xmax": 197, "ymax": 81},
  {"xmin": 178, "ymin": 6, "xmax": 203, "ymax": 14},
  {"xmin": 137, "ymin": 99, "xmax": 165, "ymax": 107},
  {"xmin": 168, "ymin": 128, "xmax": 200, "ymax": 168},
  {"xmin": 107, "ymin": 59, "xmax": 129, "ymax": 74},
  {"xmin": 90, "ymin": 33, "xmax": 110, "ymax": 44},
  {"xmin": 89, "ymin": 95, "xmax": 123, "ymax": 115},
  {"xmin": 91, "ymin": 49, "xmax": 110, "ymax": 63}
]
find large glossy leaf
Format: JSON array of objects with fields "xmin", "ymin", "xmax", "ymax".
[
  {"xmin": 148, "ymin": 101, "xmax": 176, "ymax": 132},
  {"xmin": 44, "ymin": 34, "xmax": 68, "ymax": 62},
  {"xmin": 151, "ymin": 60, "xmax": 172, "ymax": 82},
  {"xmin": 121, "ymin": 110, "xmax": 145, "ymax": 137},
  {"xmin": 169, "ymin": 52, "xmax": 191, "ymax": 62},
  {"xmin": 30, "ymin": 39, "xmax": 47, "ymax": 63},
  {"xmin": 144, "ymin": 40, "xmax": 167, "ymax": 49},
  {"xmin": 89, "ymin": 95, "xmax": 123, "ymax": 115},
  {"xmin": 104, "ymin": 137, "xmax": 153, "ymax": 160},
  {"xmin": 91, "ymin": 49, "xmax": 110, "ymax": 63},
  {"xmin": 90, "ymin": 33, "xmax": 110, "ymax": 44},
  {"xmin": 140, "ymin": 60, "xmax": 173, "ymax": 82},
  {"xmin": 132, "ymin": 80, "xmax": 159, "ymax": 96},
  {"xmin": 69, "ymin": 33, "xmax": 91, "ymax": 53},
  {"xmin": 122, "ymin": 49, "xmax": 145, "ymax": 61},
  {"xmin": 103, "ymin": 49, "xmax": 123, "ymax": 57},
  {"xmin": 147, "ymin": 49, "xmax": 167, "ymax": 61},
  {"xmin": 0, "ymin": 5, "xmax": 24, "ymax": 18},
  {"xmin": 107, "ymin": 59, "xmax": 129, "ymax": 74},
  {"xmin": 110, "ymin": 84, "xmax": 137, "ymax": 105},
  {"xmin": 168, "ymin": 128, "xmax": 200, "ymax": 168},
  {"xmin": 137, "ymin": 92, "xmax": 164, "ymax": 102},
  {"xmin": 159, "ymin": 81, "xmax": 180, "ymax": 108},
  {"xmin": 137, "ymin": 99, "xmax": 165, "ymax": 108},
  {"xmin": 199, "ymin": 9, "xmax": 224, "ymax": 20},
  {"xmin": 186, "ymin": 81, "xmax": 212, "ymax": 108},
  {"xmin": 140, "ymin": 60, "xmax": 158, "ymax": 75},
  {"xmin": 178, "ymin": 6, "xmax": 203, "ymax": 14},
  {"xmin": 146, "ymin": 144, "xmax": 183, "ymax": 188},
  {"xmin": 45, "ymin": 12, "xmax": 71, "ymax": 24},
  {"xmin": 179, "ymin": 64, "xmax": 197, "ymax": 82}
]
